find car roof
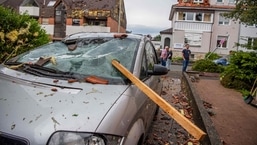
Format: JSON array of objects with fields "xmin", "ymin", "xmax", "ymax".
[{"xmin": 63, "ymin": 32, "xmax": 145, "ymax": 43}]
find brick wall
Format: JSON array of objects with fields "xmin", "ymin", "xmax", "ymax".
[{"xmin": 107, "ymin": 17, "xmax": 126, "ymax": 33}]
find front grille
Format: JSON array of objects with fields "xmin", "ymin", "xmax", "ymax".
[{"xmin": 0, "ymin": 132, "xmax": 29, "ymax": 145}]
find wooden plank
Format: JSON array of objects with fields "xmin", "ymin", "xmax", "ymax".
[{"xmin": 112, "ymin": 60, "xmax": 206, "ymax": 141}]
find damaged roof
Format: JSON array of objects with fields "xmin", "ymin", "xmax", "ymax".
[
  {"xmin": 1, "ymin": 0, "xmax": 119, "ymax": 17},
  {"xmin": 169, "ymin": 1, "xmax": 235, "ymax": 20}
]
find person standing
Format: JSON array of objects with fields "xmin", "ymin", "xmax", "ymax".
[
  {"xmin": 182, "ymin": 44, "xmax": 191, "ymax": 72},
  {"xmin": 166, "ymin": 47, "xmax": 173, "ymax": 71},
  {"xmin": 160, "ymin": 46, "xmax": 169, "ymax": 66}
]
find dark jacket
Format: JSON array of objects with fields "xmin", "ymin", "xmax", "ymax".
[{"xmin": 167, "ymin": 50, "xmax": 173, "ymax": 60}]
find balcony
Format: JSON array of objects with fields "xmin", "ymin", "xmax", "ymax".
[
  {"xmin": 174, "ymin": 21, "xmax": 212, "ymax": 32},
  {"xmin": 19, "ymin": 6, "xmax": 39, "ymax": 17}
]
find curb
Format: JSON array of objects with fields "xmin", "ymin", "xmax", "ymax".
[{"xmin": 182, "ymin": 72, "xmax": 223, "ymax": 145}]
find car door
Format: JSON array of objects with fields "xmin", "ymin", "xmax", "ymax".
[{"xmin": 139, "ymin": 41, "xmax": 162, "ymax": 132}]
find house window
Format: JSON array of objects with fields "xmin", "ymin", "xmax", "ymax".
[
  {"xmin": 195, "ymin": 13, "xmax": 203, "ymax": 21},
  {"xmin": 247, "ymin": 38, "xmax": 257, "ymax": 47},
  {"xmin": 194, "ymin": 0, "xmax": 203, "ymax": 3},
  {"xmin": 217, "ymin": 0, "xmax": 223, "ymax": 2},
  {"xmin": 97, "ymin": 12, "xmax": 102, "ymax": 17},
  {"xmin": 177, "ymin": 12, "xmax": 212, "ymax": 22},
  {"xmin": 86, "ymin": 19, "xmax": 107, "ymax": 26},
  {"xmin": 178, "ymin": 12, "xmax": 184, "ymax": 20},
  {"xmin": 42, "ymin": 18, "xmax": 49, "ymax": 24},
  {"xmin": 186, "ymin": 12, "xmax": 194, "ymax": 21},
  {"xmin": 218, "ymin": 14, "xmax": 229, "ymax": 25},
  {"xmin": 217, "ymin": 36, "xmax": 228, "ymax": 48},
  {"xmin": 185, "ymin": 33, "xmax": 202, "ymax": 46},
  {"xmin": 72, "ymin": 19, "xmax": 80, "ymax": 26},
  {"xmin": 228, "ymin": 0, "xmax": 235, "ymax": 3},
  {"xmin": 203, "ymin": 13, "xmax": 212, "ymax": 22}
]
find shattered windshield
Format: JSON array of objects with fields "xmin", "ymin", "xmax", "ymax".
[{"xmin": 13, "ymin": 37, "xmax": 139, "ymax": 84}]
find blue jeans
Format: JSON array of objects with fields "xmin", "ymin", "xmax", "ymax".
[
  {"xmin": 182, "ymin": 59, "xmax": 189, "ymax": 72},
  {"xmin": 166, "ymin": 59, "xmax": 171, "ymax": 70},
  {"xmin": 161, "ymin": 58, "xmax": 166, "ymax": 66}
]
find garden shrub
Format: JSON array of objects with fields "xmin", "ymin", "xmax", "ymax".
[
  {"xmin": 205, "ymin": 52, "xmax": 221, "ymax": 60},
  {"xmin": 220, "ymin": 51, "xmax": 257, "ymax": 91},
  {"xmin": 220, "ymin": 71, "xmax": 252, "ymax": 90},
  {"xmin": 192, "ymin": 59, "xmax": 224, "ymax": 73},
  {"xmin": 0, "ymin": 6, "xmax": 50, "ymax": 63},
  {"xmin": 172, "ymin": 56, "xmax": 183, "ymax": 63}
]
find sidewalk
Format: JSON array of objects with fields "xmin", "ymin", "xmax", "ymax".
[{"xmin": 193, "ymin": 74, "xmax": 257, "ymax": 145}]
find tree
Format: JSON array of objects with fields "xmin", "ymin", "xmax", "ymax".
[
  {"xmin": 0, "ymin": 6, "xmax": 50, "ymax": 63},
  {"xmin": 152, "ymin": 35, "xmax": 161, "ymax": 41},
  {"xmin": 223, "ymin": 0, "xmax": 257, "ymax": 50},
  {"xmin": 224, "ymin": 0, "xmax": 257, "ymax": 26},
  {"xmin": 221, "ymin": 1, "xmax": 257, "ymax": 92}
]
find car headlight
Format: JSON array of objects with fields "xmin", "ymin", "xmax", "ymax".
[{"xmin": 47, "ymin": 131, "xmax": 123, "ymax": 145}]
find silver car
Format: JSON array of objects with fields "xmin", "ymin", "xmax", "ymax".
[{"xmin": 0, "ymin": 32, "xmax": 168, "ymax": 145}]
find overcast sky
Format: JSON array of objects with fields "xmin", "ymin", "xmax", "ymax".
[{"xmin": 124, "ymin": 0, "xmax": 177, "ymax": 37}]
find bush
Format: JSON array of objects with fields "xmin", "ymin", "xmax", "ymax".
[
  {"xmin": 192, "ymin": 59, "xmax": 224, "ymax": 73},
  {"xmin": 172, "ymin": 56, "xmax": 183, "ymax": 63},
  {"xmin": 220, "ymin": 51, "xmax": 257, "ymax": 91},
  {"xmin": 220, "ymin": 71, "xmax": 252, "ymax": 90},
  {"xmin": 0, "ymin": 6, "xmax": 50, "ymax": 63},
  {"xmin": 205, "ymin": 52, "xmax": 221, "ymax": 60}
]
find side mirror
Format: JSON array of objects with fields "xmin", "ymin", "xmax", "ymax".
[{"xmin": 148, "ymin": 64, "xmax": 168, "ymax": 75}]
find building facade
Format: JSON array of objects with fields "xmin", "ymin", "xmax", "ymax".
[
  {"xmin": 162, "ymin": 0, "xmax": 256, "ymax": 59},
  {"xmin": 238, "ymin": 24, "xmax": 257, "ymax": 52},
  {"xmin": 1, "ymin": 0, "xmax": 127, "ymax": 40}
]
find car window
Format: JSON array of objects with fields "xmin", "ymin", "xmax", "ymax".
[
  {"xmin": 140, "ymin": 51, "xmax": 147, "ymax": 80},
  {"xmin": 13, "ymin": 37, "xmax": 140, "ymax": 84},
  {"xmin": 145, "ymin": 42, "xmax": 157, "ymax": 71},
  {"xmin": 139, "ymin": 41, "xmax": 157, "ymax": 80}
]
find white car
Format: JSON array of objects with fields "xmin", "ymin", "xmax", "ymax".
[{"xmin": 0, "ymin": 32, "xmax": 168, "ymax": 145}]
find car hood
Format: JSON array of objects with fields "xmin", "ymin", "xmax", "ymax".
[{"xmin": 0, "ymin": 66, "xmax": 129, "ymax": 143}]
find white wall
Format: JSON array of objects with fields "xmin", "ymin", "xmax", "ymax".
[
  {"xmin": 66, "ymin": 26, "xmax": 110, "ymax": 35},
  {"xmin": 211, "ymin": 10, "xmax": 240, "ymax": 55},
  {"xmin": 41, "ymin": 25, "xmax": 54, "ymax": 35},
  {"xmin": 40, "ymin": 25, "xmax": 110, "ymax": 36}
]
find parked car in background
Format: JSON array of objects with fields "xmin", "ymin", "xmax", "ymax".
[
  {"xmin": 0, "ymin": 32, "xmax": 168, "ymax": 145},
  {"xmin": 213, "ymin": 57, "xmax": 229, "ymax": 66}
]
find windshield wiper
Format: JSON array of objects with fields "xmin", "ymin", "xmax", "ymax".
[
  {"xmin": 23, "ymin": 64, "xmax": 77, "ymax": 79},
  {"xmin": 4, "ymin": 61, "xmax": 22, "ymax": 66}
]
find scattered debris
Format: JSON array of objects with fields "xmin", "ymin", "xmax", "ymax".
[
  {"xmin": 51, "ymin": 88, "xmax": 57, "ymax": 92},
  {"xmin": 68, "ymin": 79, "xmax": 77, "ymax": 83},
  {"xmin": 86, "ymin": 88, "xmax": 102, "ymax": 95},
  {"xmin": 203, "ymin": 100, "xmax": 215, "ymax": 116},
  {"xmin": 11, "ymin": 123, "xmax": 15, "ymax": 130},
  {"xmin": 144, "ymin": 76, "xmax": 200, "ymax": 145}
]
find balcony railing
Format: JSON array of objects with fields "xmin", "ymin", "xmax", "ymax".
[
  {"xmin": 19, "ymin": 6, "xmax": 39, "ymax": 17},
  {"xmin": 174, "ymin": 21, "xmax": 212, "ymax": 32}
]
